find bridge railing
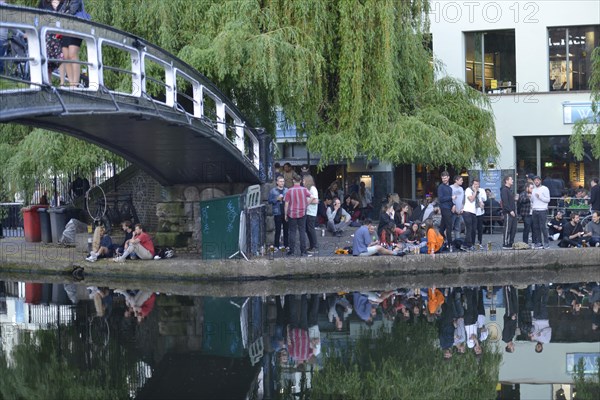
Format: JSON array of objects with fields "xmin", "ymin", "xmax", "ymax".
[{"xmin": 0, "ymin": 5, "xmax": 262, "ymax": 172}]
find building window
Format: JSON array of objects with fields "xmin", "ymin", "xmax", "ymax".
[
  {"xmin": 465, "ymin": 30, "xmax": 516, "ymax": 94},
  {"xmin": 515, "ymin": 136, "xmax": 599, "ymax": 196},
  {"xmin": 549, "ymin": 25, "xmax": 600, "ymax": 91}
]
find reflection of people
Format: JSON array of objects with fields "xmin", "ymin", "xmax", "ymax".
[
  {"xmin": 529, "ymin": 285, "xmax": 551, "ymax": 353},
  {"xmin": 502, "ymin": 286, "xmax": 518, "ymax": 353}
]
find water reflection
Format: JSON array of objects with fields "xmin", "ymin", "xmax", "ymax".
[{"xmin": 0, "ymin": 280, "xmax": 598, "ymax": 399}]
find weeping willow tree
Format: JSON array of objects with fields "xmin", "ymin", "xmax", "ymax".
[
  {"xmin": 2, "ymin": 0, "xmax": 498, "ymax": 193},
  {"xmin": 570, "ymin": 46, "xmax": 600, "ymax": 161}
]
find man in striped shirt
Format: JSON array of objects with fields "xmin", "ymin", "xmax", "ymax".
[{"xmin": 284, "ymin": 175, "xmax": 312, "ymax": 256}]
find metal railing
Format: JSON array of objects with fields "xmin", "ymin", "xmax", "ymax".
[
  {"xmin": 0, "ymin": 5, "xmax": 262, "ymax": 171},
  {"xmin": 0, "ymin": 203, "xmax": 24, "ymax": 237}
]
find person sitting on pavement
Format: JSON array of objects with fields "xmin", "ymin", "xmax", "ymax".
[
  {"xmin": 377, "ymin": 202, "xmax": 395, "ymax": 237},
  {"xmin": 316, "ymin": 196, "xmax": 333, "ymax": 226},
  {"xmin": 326, "ymin": 197, "xmax": 352, "ymax": 237},
  {"xmin": 342, "ymin": 193, "xmax": 361, "ymax": 222},
  {"xmin": 424, "ymin": 218, "xmax": 445, "ymax": 254},
  {"xmin": 379, "ymin": 222, "xmax": 403, "ymax": 251},
  {"xmin": 583, "ymin": 211, "xmax": 600, "ymax": 247},
  {"xmin": 558, "ymin": 212, "xmax": 584, "ymax": 248},
  {"xmin": 113, "ymin": 224, "xmax": 155, "ymax": 262},
  {"xmin": 406, "ymin": 220, "xmax": 427, "ymax": 253},
  {"xmin": 115, "ymin": 220, "xmax": 134, "ymax": 258},
  {"xmin": 86, "ymin": 225, "xmax": 113, "ymax": 262},
  {"xmin": 352, "ymin": 218, "xmax": 405, "ymax": 256},
  {"xmin": 547, "ymin": 210, "xmax": 565, "ymax": 241}
]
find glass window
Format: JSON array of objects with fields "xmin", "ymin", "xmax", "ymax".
[
  {"xmin": 548, "ymin": 25, "xmax": 600, "ymax": 91},
  {"xmin": 516, "ymin": 136, "xmax": 599, "ymax": 196},
  {"xmin": 465, "ymin": 30, "xmax": 516, "ymax": 94}
]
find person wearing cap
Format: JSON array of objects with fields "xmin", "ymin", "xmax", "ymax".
[
  {"xmin": 500, "ymin": 175, "xmax": 517, "ymax": 249},
  {"xmin": 531, "ymin": 175, "xmax": 550, "ymax": 249}
]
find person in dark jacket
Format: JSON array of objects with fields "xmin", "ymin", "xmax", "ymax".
[
  {"xmin": 437, "ymin": 171, "xmax": 454, "ymax": 244},
  {"xmin": 500, "ymin": 175, "xmax": 517, "ymax": 249},
  {"xmin": 590, "ymin": 178, "xmax": 600, "ymax": 213}
]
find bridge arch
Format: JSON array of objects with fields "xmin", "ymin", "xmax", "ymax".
[{"xmin": 0, "ymin": 5, "xmax": 271, "ymax": 185}]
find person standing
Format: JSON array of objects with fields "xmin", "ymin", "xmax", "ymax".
[
  {"xmin": 531, "ymin": 175, "xmax": 550, "ymax": 249},
  {"xmin": 437, "ymin": 171, "xmax": 453, "ymax": 245},
  {"xmin": 529, "ymin": 285, "xmax": 551, "ymax": 353},
  {"xmin": 462, "ymin": 178, "xmax": 481, "ymax": 251},
  {"xmin": 473, "ymin": 181, "xmax": 487, "ymax": 248},
  {"xmin": 590, "ymin": 178, "xmax": 600, "ymax": 213},
  {"xmin": 518, "ymin": 182, "xmax": 534, "ymax": 244},
  {"xmin": 303, "ymin": 175, "xmax": 319, "ymax": 253},
  {"xmin": 268, "ymin": 175, "xmax": 288, "ymax": 250},
  {"xmin": 284, "ymin": 175, "xmax": 311, "ymax": 257},
  {"xmin": 282, "ymin": 163, "xmax": 299, "ymax": 189},
  {"xmin": 500, "ymin": 175, "xmax": 517, "ymax": 249},
  {"xmin": 451, "ymin": 175, "xmax": 465, "ymax": 241}
]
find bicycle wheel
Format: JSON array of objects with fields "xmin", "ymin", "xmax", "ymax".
[{"xmin": 86, "ymin": 186, "xmax": 106, "ymax": 224}]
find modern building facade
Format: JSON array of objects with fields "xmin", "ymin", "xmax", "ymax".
[{"xmin": 430, "ymin": 0, "xmax": 600, "ymax": 194}]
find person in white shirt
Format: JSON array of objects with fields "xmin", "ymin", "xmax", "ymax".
[
  {"xmin": 303, "ymin": 175, "xmax": 319, "ymax": 253},
  {"xmin": 462, "ymin": 178, "xmax": 482, "ymax": 251},
  {"xmin": 531, "ymin": 176, "xmax": 551, "ymax": 249}
]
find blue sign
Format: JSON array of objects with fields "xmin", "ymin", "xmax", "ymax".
[
  {"xmin": 480, "ymin": 169, "xmax": 502, "ymax": 201},
  {"xmin": 563, "ymin": 102, "xmax": 600, "ymax": 124}
]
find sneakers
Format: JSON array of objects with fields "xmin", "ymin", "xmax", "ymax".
[
  {"xmin": 534, "ymin": 244, "xmax": 544, "ymax": 249},
  {"xmin": 85, "ymin": 255, "xmax": 97, "ymax": 262},
  {"xmin": 306, "ymin": 248, "xmax": 318, "ymax": 254},
  {"xmin": 460, "ymin": 245, "xmax": 472, "ymax": 252},
  {"xmin": 502, "ymin": 246, "xmax": 513, "ymax": 250},
  {"xmin": 113, "ymin": 256, "xmax": 125, "ymax": 263},
  {"xmin": 335, "ymin": 231, "xmax": 343, "ymax": 237}
]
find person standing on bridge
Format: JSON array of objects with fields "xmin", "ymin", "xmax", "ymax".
[
  {"xmin": 284, "ymin": 175, "xmax": 311, "ymax": 257},
  {"xmin": 39, "ymin": 0, "xmax": 85, "ymax": 87}
]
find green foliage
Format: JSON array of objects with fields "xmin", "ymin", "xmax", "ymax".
[
  {"xmin": 310, "ymin": 321, "xmax": 501, "ymax": 400},
  {"xmin": 573, "ymin": 357, "xmax": 600, "ymax": 400},
  {"xmin": 0, "ymin": 328, "xmax": 131, "ymax": 400},
  {"xmin": 4, "ymin": 0, "xmax": 498, "ymax": 178},
  {"xmin": 570, "ymin": 46, "xmax": 600, "ymax": 160}
]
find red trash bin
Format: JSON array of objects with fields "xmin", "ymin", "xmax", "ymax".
[
  {"xmin": 21, "ymin": 205, "xmax": 46, "ymax": 242},
  {"xmin": 25, "ymin": 282, "xmax": 43, "ymax": 304}
]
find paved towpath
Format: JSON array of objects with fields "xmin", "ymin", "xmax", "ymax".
[{"xmin": 1, "ymin": 227, "xmax": 599, "ymax": 297}]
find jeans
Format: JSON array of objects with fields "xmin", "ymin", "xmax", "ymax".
[
  {"xmin": 522, "ymin": 214, "xmax": 532, "ymax": 243},
  {"xmin": 476, "ymin": 214, "xmax": 484, "ymax": 244},
  {"xmin": 305, "ymin": 214, "xmax": 318, "ymax": 249},
  {"xmin": 463, "ymin": 212, "xmax": 477, "ymax": 247},
  {"xmin": 273, "ymin": 214, "xmax": 288, "ymax": 248},
  {"xmin": 288, "ymin": 215, "xmax": 307, "ymax": 255},
  {"xmin": 532, "ymin": 210, "xmax": 549, "ymax": 246},
  {"xmin": 452, "ymin": 213, "xmax": 464, "ymax": 240},
  {"xmin": 439, "ymin": 208, "xmax": 453, "ymax": 243}
]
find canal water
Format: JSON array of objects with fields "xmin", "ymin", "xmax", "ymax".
[{"xmin": 0, "ymin": 275, "xmax": 598, "ymax": 400}]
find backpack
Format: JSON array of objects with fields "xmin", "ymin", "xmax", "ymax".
[{"xmin": 155, "ymin": 247, "xmax": 175, "ymax": 259}]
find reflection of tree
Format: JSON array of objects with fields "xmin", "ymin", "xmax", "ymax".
[
  {"xmin": 311, "ymin": 321, "xmax": 501, "ymax": 399},
  {"xmin": 0, "ymin": 323, "xmax": 136, "ymax": 399},
  {"xmin": 573, "ymin": 358, "xmax": 600, "ymax": 400}
]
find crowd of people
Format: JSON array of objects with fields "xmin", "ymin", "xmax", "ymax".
[{"xmin": 268, "ymin": 163, "xmax": 372, "ymax": 257}]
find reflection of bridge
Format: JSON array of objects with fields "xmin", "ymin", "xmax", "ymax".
[{"xmin": 0, "ymin": 6, "xmax": 271, "ymax": 185}]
